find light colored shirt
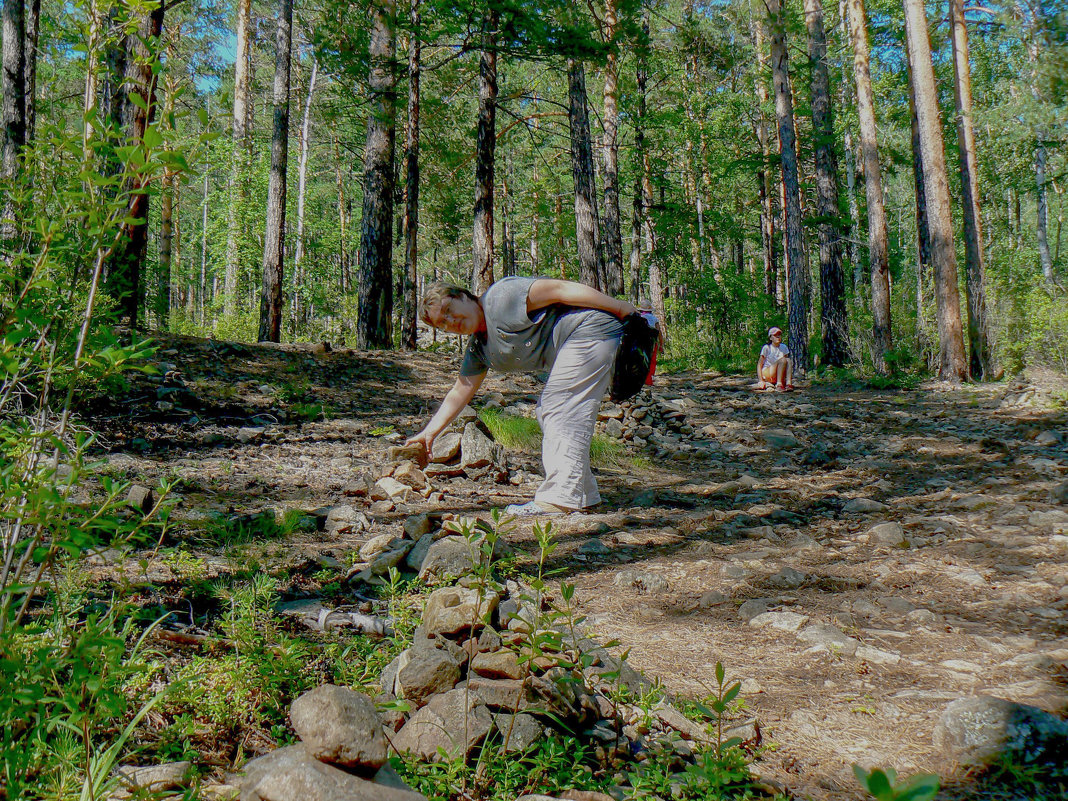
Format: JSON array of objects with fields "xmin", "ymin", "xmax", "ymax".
[
  {"xmin": 460, "ymin": 276, "xmax": 622, "ymax": 376},
  {"xmin": 760, "ymin": 342, "xmax": 790, "ymax": 367}
]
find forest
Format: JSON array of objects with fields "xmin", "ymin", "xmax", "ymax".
[{"xmin": 2, "ymin": 0, "xmax": 1068, "ymax": 799}]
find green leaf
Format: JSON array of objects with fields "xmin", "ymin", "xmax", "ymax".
[
  {"xmin": 142, "ymin": 126, "xmax": 163, "ymax": 148},
  {"xmin": 896, "ymin": 774, "xmax": 940, "ymax": 801},
  {"xmin": 715, "ymin": 662, "xmax": 725, "ymax": 685}
]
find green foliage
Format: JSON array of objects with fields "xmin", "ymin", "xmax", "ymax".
[
  {"xmin": 479, "ymin": 409, "xmax": 543, "ymax": 451},
  {"xmin": 853, "ymin": 765, "xmax": 940, "ymax": 801}
]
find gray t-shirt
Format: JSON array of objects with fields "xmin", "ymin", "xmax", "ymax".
[{"xmin": 460, "ymin": 276, "xmax": 623, "ymax": 376}]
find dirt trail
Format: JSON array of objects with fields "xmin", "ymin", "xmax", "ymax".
[{"xmin": 84, "ymin": 334, "xmax": 1068, "ymax": 800}]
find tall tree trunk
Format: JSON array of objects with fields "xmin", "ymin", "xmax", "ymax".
[
  {"xmin": 292, "ymin": 57, "xmax": 318, "ymax": 335},
  {"xmin": 804, "ymin": 0, "xmax": 849, "ymax": 366},
  {"xmin": 106, "ymin": 0, "xmax": 165, "ymax": 328},
  {"xmin": 501, "ymin": 152, "xmax": 514, "ymax": 276},
  {"xmin": 401, "ymin": 0, "xmax": 420, "ymax": 349},
  {"xmin": 257, "ymin": 0, "xmax": 292, "ymax": 343},
  {"xmin": 472, "ymin": 8, "xmax": 497, "ymax": 294},
  {"xmin": 907, "ymin": 57, "xmax": 933, "ymax": 354},
  {"xmin": 200, "ymin": 170, "xmax": 208, "ymax": 326},
  {"xmin": 767, "ymin": 0, "xmax": 808, "ymax": 373},
  {"xmin": 601, "ymin": 0, "xmax": 623, "ymax": 296},
  {"xmin": 845, "ymin": 0, "xmax": 891, "ymax": 370},
  {"xmin": 22, "ymin": 0, "xmax": 36, "ymax": 144},
  {"xmin": 903, "ymin": 0, "xmax": 968, "ymax": 381},
  {"xmin": 1, "ymin": 0, "xmax": 25, "ymax": 182},
  {"xmin": 224, "ymin": 0, "xmax": 252, "ymax": 316},
  {"xmin": 159, "ymin": 170, "xmax": 174, "ymax": 326},
  {"xmin": 949, "ymin": 0, "xmax": 994, "ymax": 377},
  {"xmin": 1036, "ymin": 142, "xmax": 1053, "ymax": 281},
  {"xmin": 356, "ymin": 0, "xmax": 397, "ymax": 348},
  {"xmin": 751, "ymin": 2, "xmax": 778, "ymax": 302},
  {"xmin": 568, "ymin": 58, "xmax": 602, "ymax": 291},
  {"xmin": 333, "ymin": 134, "xmax": 350, "ymax": 294}
]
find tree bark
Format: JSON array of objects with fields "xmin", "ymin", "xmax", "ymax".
[
  {"xmin": 845, "ymin": 0, "xmax": 891, "ymax": 371},
  {"xmin": 22, "ymin": 0, "xmax": 36, "ymax": 144},
  {"xmin": 949, "ymin": 0, "xmax": 994, "ymax": 377},
  {"xmin": 1, "ymin": 0, "xmax": 25, "ymax": 184},
  {"xmin": 1036, "ymin": 142, "xmax": 1053, "ymax": 282},
  {"xmin": 333, "ymin": 134, "xmax": 350, "ymax": 294},
  {"xmin": 751, "ymin": 2, "xmax": 778, "ymax": 302},
  {"xmin": 291, "ymin": 57, "xmax": 318, "ymax": 336},
  {"xmin": 356, "ymin": 0, "xmax": 397, "ymax": 348},
  {"xmin": 105, "ymin": 0, "xmax": 165, "ymax": 328},
  {"xmin": 224, "ymin": 0, "xmax": 252, "ymax": 317},
  {"xmin": 568, "ymin": 58, "xmax": 602, "ymax": 291},
  {"xmin": 401, "ymin": 0, "xmax": 420, "ymax": 349},
  {"xmin": 804, "ymin": 0, "xmax": 849, "ymax": 366},
  {"xmin": 767, "ymin": 0, "xmax": 808, "ymax": 373},
  {"xmin": 907, "ymin": 56, "xmax": 933, "ymax": 352},
  {"xmin": 472, "ymin": 7, "xmax": 497, "ymax": 294},
  {"xmin": 159, "ymin": 170, "xmax": 174, "ymax": 326},
  {"xmin": 601, "ymin": 0, "xmax": 623, "ymax": 296},
  {"xmin": 257, "ymin": 0, "xmax": 292, "ymax": 343},
  {"xmin": 903, "ymin": 0, "xmax": 968, "ymax": 381}
]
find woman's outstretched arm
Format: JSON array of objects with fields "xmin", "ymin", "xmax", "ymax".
[
  {"xmin": 405, "ymin": 370, "xmax": 486, "ymax": 453},
  {"xmin": 526, "ymin": 279, "xmax": 637, "ymax": 319}
]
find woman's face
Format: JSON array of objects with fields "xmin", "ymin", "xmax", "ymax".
[
  {"xmin": 770, "ymin": 332, "xmax": 782, "ymax": 346},
  {"xmin": 428, "ymin": 294, "xmax": 483, "ymax": 335}
]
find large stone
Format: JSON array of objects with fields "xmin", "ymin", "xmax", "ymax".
[
  {"xmin": 462, "ymin": 677, "xmax": 535, "ymax": 710},
  {"xmin": 125, "ymin": 485, "xmax": 156, "ymax": 515},
  {"xmin": 430, "ymin": 432, "xmax": 462, "ymax": 463},
  {"xmin": 405, "ymin": 529, "xmax": 448, "ymax": 571},
  {"xmin": 240, "ymin": 745, "xmax": 426, "ymax": 801},
  {"xmin": 842, "ymin": 498, "xmax": 887, "ymax": 514},
  {"xmin": 933, "ymin": 696, "xmax": 1068, "ymax": 770},
  {"xmin": 492, "ymin": 712, "xmax": 545, "ymax": 753},
  {"xmin": 422, "ymin": 585, "xmax": 501, "ymax": 637},
  {"xmin": 395, "ymin": 645, "xmax": 462, "ymax": 707},
  {"xmin": 115, "ymin": 761, "xmax": 192, "ymax": 792},
  {"xmin": 393, "ymin": 462, "xmax": 428, "ymax": 491},
  {"xmin": 759, "ymin": 428, "xmax": 799, "ymax": 449},
  {"xmin": 417, "ymin": 536, "xmax": 476, "ymax": 581},
  {"xmin": 372, "ymin": 477, "xmax": 411, "ymax": 503},
  {"xmin": 460, "ymin": 423, "xmax": 500, "ymax": 469},
  {"xmin": 748, "ymin": 611, "xmax": 809, "ymax": 632},
  {"xmin": 288, "ymin": 685, "xmax": 387, "ymax": 769},
  {"xmin": 391, "ymin": 688, "xmax": 493, "ymax": 760},
  {"xmin": 613, "ymin": 569, "xmax": 670, "ymax": 594},
  {"xmin": 867, "ymin": 522, "xmax": 906, "ymax": 547},
  {"xmin": 796, "ymin": 623, "xmax": 858, "ymax": 656},
  {"xmin": 386, "ymin": 443, "xmax": 429, "ymax": 468},
  {"xmin": 605, "ymin": 419, "xmax": 624, "ymax": 439},
  {"xmin": 471, "ymin": 649, "xmax": 524, "ymax": 680},
  {"xmin": 403, "ymin": 513, "xmax": 434, "ymax": 539}
]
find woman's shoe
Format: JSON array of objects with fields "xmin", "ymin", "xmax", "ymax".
[{"xmin": 504, "ymin": 501, "xmax": 565, "ymax": 517}]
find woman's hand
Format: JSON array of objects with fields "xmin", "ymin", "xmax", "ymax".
[
  {"xmin": 404, "ymin": 430, "xmax": 434, "ymax": 455},
  {"xmin": 616, "ymin": 300, "xmax": 638, "ymax": 318}
]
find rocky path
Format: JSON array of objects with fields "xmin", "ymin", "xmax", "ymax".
[{"xmin": 85, "ymin": 335, "xmax": 1068, "ymax": 800}]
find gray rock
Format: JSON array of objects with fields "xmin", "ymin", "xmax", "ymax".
[
  {"xmin": 237, "ymin": 426, "xmax": 265, "ymax": 444},
  {"xmin": 461, "ymin": 423, "xmax": 499, "ymax": 468},
  {"xmin": 867, "ymin": 522, "xmax": 906, "ymax": 547},
  {"xmin": 125, "ymin": 485, "xmax": 156, "ymax": 515},
  {"xmin": 796, "ymin": 623, "xmax": 858, "ymax": 656},
  {"xmin": 405, "ymin": 529, "xmax": 447, "ymax": 571},
  {"xmin": 240, "ymin": 745, "xmax": 426, "ymax": 801},
  {"xmin": 115, "ymin": 761, "xmax": 192, "ymax": 792},
  {"xmin": 632, "ymin": 489, "xmax": 657, "ymax": 507},
  {"xmin": 372, "ymin": 477, "xmax": 411, "ymax": 503},
  {"xmin": 393, "ymin": 462, "xmax": 428, "ymax": 491},
  {"xmin": 359, "ymin": 534, "xmax": 397, "ymax": 560},
  {"xmin": 403, "ymin": 513, "xmax": 434, "ymax": 539},
  {"xmin": 760, "ymin": 428, "xmax": 799, "ymax": 448},
  {"xmin": 933, "ymin": 696, "xmax": 1068, "ymax": 770},
  {"xmin": 605, "ymin": 419, "xmax": 624, "ymax": 439},
  {"xmin": 492, "ymin": 712, "xmax": 544, "ymax": 753},
  {"xmin": 396, "ymin": 645, "xmax": 462, "ymax": 707},
  {"xmin": 737, "ymin": 599, "xmax": 771, "ymax": 621},
  {"xmin": 613, "ymin": 569, "xmax": 669, "ymax": 594},
  {"xmin": 767, "ymin": 567, "xmax": 807, "ymax": 589},
  {"xmin": 417, "ymin": 536, "xmax": 475, "ymax": 581},
  {"xmin": 391, "ymin": 688, "xmax": 493, "ymax": 760},
  {"xmin": 698, "ymin": 591, "xmax": 728, "ymax": 608},
  {"xmin": 1028, "ymin": 509, "xmax": 1068, "ymax": 532},
  {"xmin": 386, "ymin": 444, "xmax": 430, "ymax": 467},
  {"xmin": 462, "ymin": 677, "xmax": 534, "ymax": 711},
  {"xmin": 854, "ymin": 645, "xmax": 901, "ymax": 665},
  {"xmin": 842, "ymin": 497, "xmax": 887, "ymax": 514},
  {"xmin": 578, "ymin": 538, "xmax": 610, "ymax": 556},
  {"xmin": 748, "ymin": 611, "xmax": 809, "ymax": 632},
  {"xmin": 431, "ymin": 432, "xmax": 462, "ymax": 463},
  {"xmin": 421, "ymin": 585, "xmax": 500, "ymax": 637},
  {"xmin": 470, "ymin": 649, "xmax": 523, "ymax": 680},
  {"xmin": 1052, "ymin": 480, "xmax": 1068, "ymax": 505},
  {"xmin": 288, "ymin": 685, "xmax": 387, "ymax": 769}
]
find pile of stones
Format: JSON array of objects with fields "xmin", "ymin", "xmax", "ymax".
[
  {"xmin": 595, "ymin": 394, "xmax": 701, "ymax": 458},
  {"xmin": 240, "ymin": 514, "xmax": 756, "ymax": 801}
]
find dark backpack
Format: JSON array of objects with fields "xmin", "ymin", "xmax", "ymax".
[{"xmin": 610, "ymin": 312, "xmax": 661, "ymax": 403}]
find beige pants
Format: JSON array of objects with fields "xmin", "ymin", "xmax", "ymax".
[{"xmin": 534, "ymin": 335, "xmax": 620, "ymax": 509}]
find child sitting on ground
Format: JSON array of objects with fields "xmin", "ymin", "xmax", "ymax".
[{"xmin": 756, "ymin": 326, "xmax": 794, "ymax": 391}]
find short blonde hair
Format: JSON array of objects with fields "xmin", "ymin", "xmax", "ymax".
[{"xmin": 419, "ymin": 282, "xmax": 477, "ymax": 325}]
